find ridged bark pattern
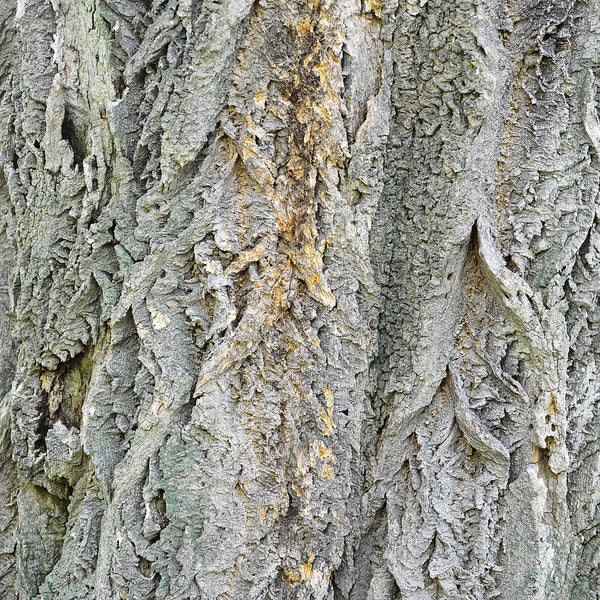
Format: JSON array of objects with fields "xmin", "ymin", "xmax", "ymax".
[{"xmin": 1, "ymin": 0, "xmax": 600, "ymax": 599}]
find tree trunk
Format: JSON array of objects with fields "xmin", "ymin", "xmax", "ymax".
[{"xmin": 1, "ymin": 0, "xmax": 600, "ymax": 598}]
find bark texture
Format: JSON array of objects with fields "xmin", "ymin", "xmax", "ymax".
[{"xmin": 2, "ymin": 0, "xmax": 600, "ymax": 598}]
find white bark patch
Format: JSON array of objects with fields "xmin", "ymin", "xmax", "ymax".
[{"xmin": 148, "ymin": 307, "xmax": 170, "ymax": 330}]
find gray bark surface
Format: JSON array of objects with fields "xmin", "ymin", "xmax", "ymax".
[{"xmin": 1, "ymin": 0, "xmax": 600, "ymax": 598}]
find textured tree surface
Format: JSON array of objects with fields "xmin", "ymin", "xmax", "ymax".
[{"xmin": 3, "ymin": 0, "xmax": 600, "ymax": 598}]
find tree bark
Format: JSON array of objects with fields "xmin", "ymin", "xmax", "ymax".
[{"xmin": 1, "ymin": 0, "xmax": 600, "ymax": 598}]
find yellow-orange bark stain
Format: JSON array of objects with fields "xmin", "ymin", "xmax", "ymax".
[
  {"xmin": 300, "ymin": 552, "xmax": 315, "ymax": 581},
  {"xmin": 319, "ymin": 384, "xmax": 335, "ymax": 436}
]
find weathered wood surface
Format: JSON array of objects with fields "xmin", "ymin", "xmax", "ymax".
[{"xmin": 1, "ymin": 0, "xmax": 600, "ymax": 598}]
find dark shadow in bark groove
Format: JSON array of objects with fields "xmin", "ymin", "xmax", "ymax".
[{"xmin": 61, "ymin": 109, "xmax": 87, "ymax": 167}]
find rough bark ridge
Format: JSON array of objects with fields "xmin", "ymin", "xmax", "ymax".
[{"xmin": 1, "ymin": 0, "xmax": 600, "ymax": 598}]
